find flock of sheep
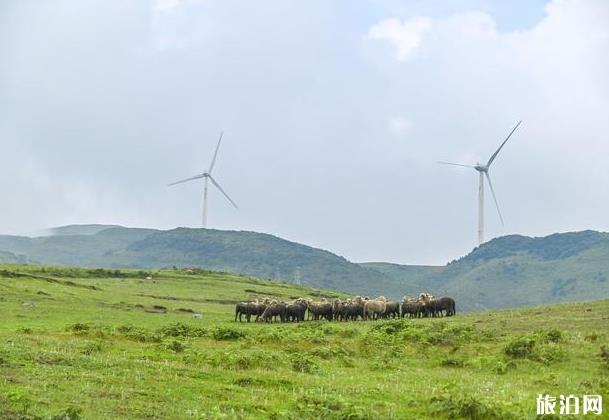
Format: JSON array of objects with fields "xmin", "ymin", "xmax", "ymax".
[{"xmin": 235, "ymin": 293, "xmax": 456, "ymax": 323}]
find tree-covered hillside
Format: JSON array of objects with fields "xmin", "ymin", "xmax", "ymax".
[
  {"xmin": 3, "ymin": 225, "xmax": 609, "ymax": 311},
  {"xmin": 363, "ymin": 230, "xmax": 609, "ymax": 311},
  {"xmin": 0, "ymin": 226, "xmax": 394, "ymax": 297}
]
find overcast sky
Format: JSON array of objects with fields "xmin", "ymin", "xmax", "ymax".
[{"xmin": 1, "ymin": 0, "xmax": 608, "ymax": 265}]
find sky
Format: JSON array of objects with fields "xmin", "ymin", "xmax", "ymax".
[{"xmin": 1, "ymin": 0, "xmax": 608, "ymax": 265}]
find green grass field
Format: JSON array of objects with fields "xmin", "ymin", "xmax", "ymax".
[{"xmin": 0, "ymin": 264, "xmax": 608, "ymax": 419}]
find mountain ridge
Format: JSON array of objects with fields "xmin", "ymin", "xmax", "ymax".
[{"xmin": 2, "ymin": 225, "xmax": 609, "ymax": 311}]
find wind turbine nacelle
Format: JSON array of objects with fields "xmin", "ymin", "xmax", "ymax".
[{"xmin": 474, "ymin": 164, "xmax": 488, "ymax": 172}]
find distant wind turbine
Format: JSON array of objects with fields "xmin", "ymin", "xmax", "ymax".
[
  {"xmin": 168, "ymin": 131, "xmax": 238, "ymax": 228},
  {"xmin": 438, "ymin": 121, "xmax": 522, "ymax": 245}
]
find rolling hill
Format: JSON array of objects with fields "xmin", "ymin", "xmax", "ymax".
[
  {"xmin": 2, "ymin": 225, "xmax": 609, "ymax": 311},
  {"xmin": 0, "ymin": 225, "xmax": 398, "ymax": 298},
  {"xmin": 362, "ymin": 230, "xmax": 609, "ymax": 311}
]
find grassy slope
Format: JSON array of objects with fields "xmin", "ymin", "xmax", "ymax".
[
  {"xmin": 1, "ymin": 264, "xmax": 608, "ymax": 419},
  {"xmin": 0, "ymin": 226, "xmax": 395, "ymax": 298}
]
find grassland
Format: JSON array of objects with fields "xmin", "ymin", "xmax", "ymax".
[{"xmin": 0, "ymin": 264, "xmax": 608, "ymax": 419}]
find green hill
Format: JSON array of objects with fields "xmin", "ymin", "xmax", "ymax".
[
  {"xmin": 362, "ymin": 230, "xmax": 609, "ymax": 311},
  {"xmin": 0, "ymin": 264, "xmax": 607, "ymax": 418},
  {"xmin": 3, "ymin": 226, "xmax": 609, "ymax": 311},
  {"xmin": 0, "ymin": 225, "xmax": 395, "ymax": 297}
]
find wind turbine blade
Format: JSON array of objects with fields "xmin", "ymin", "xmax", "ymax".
[
  {"xmin": 208, "ymin": 131, "xmax": 224, "ymax": 174},
  {"xmin": 208, "ymin": 175, "xmax": 238, "ymax": 209},
  {"xmin": 487, "ymin": 120, "xmax": 522, "ymax": 167},
  {"xmin": 437, "ymin": 161, "xmax": 476, "ymax": 169},
  {"xmin": 484, "ymin": 172, "xmax": 504, "ymax": 225},
  {"xmin": 167, "ymin": 173, "xmax": 205, "ymax": 187}
]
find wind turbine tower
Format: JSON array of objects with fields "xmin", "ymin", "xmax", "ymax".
[
  {"xmin": 168, "ymin": 131, "xmax": 238, "ymax": 228},
  {"xmin": 439, "ymin": 121, "xmax": 522, "ymax": 244}
]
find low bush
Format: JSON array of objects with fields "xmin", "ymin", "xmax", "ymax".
[
  {"xmin": 158, "ymin": 322, "xmax": 208, "ymax": 338},
  {"xmin": 440, "ymin": 356, "xmax": 465, "ymax": 368},
  {"xmin": 211, "ymin": 326, "xmax": 246, "ymax": 341},
  {"xmin": 117, "ymin": 325, "xmax": 162, "ymax": 343},
  {"xmin": 51, "ymin": 406, "xmax": 83, "ymax": 420},
  {"xmin": 540, "ymin": 328, "xmax": 563, "ymax": 343},
  {"xmin": 504, "ymin": 336, "xmax": 536, "ymax": 359},
  {"xmin": 292, "ymin": 395, "xmax": 370, "ymax": 419},
  {"xmin": 291, "ymin": 354, "xmax": 320, "ymax": 374},
  {"xmin": 166, "ymin": 340, "xmax": 186, "ymax": 353},
  {"xmin": 600, "ymin": 345, "xmax": 609, "ymax": 369},
  {"xmin": 431, "ymin": 394, "xmax": 515, "ymax": 419}
]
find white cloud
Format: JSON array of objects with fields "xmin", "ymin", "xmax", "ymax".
[{"xmin": 367, "ymin": 17, "xmax": 432, "ymax": 61}]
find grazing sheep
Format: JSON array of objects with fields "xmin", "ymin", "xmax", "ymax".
[
  {"xmin": 436, "ymin": 296, "xmax": 456, "ymax": 317},
  {"xmin": 234, "ymin": 298, "xmax": 271, "ymax": 322},
  {"xmin": 235, "ymin": 301, "xmax": 253, "ymax": 322},
  {"xmin": 363, "ymin": 296, "xmax": 387, "ymax": 321},
  {"xmin": 307, "ymin": 300, "xmax": 333, "ymax": 321},
  {"xmin": 418, "ymin": 293, "xmax": 441, "ymax": 317},
  {"xmin": 382, "ymin": 301, "xmax": 400, "ymax": 319},
  {"xmin": 286, "ymin": 298, "xmax": 307, "ymax": 322},
  {"xmin": 258, "ymin": 300, "xmax": 287, "ymax": 323},
  {"xmin": 401, "ymin": 296, "xmax": 422, "ymax": 318}
]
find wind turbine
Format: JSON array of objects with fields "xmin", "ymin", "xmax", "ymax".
[
  {"xmin": 168, "ymin": 131, "xmax": 238, "ymax": 228},
  {"xmin": 438, "ymin": 121, "xmax": 522, "ymax": 245}
]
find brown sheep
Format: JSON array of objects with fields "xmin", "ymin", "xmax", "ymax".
[
  {"xmin": 363, "ymin": 296, "xmax": 387, "ymax": 321},
  {"xmin": 307, "ymin": 300, "xmax": 333, "ymax": 321}
]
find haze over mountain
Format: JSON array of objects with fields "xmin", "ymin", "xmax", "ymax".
[{"xmin": 2, "ymin": 224, "xmax": 609, "ymax": 311}]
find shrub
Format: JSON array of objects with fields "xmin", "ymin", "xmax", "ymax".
[
  {"xmin": 504, "ymin": 336, "xmax": 536, "ymax": 358},
  {"xmin": 158, "ymin": 322, "xmax": 208, "ymax": 338},
  {"xmin": 210, "ymin": 350, "xmax": 281, "ymax": 371},
  {"xmin": 431, "ymin": 394, "xmax": 514, "ymax": 419},
  {"xmin": 51, "ymin": 407, "xmax": 83, "ymax": 420},
  {"xmin": 585, "ymin": 333, "xmax": 600, "ymax": 342},
  {"xmin": 535, "ymin": 344, "xmax": 568, "ymax": 365},
  {"xmin": 292, "ymin": 395, "xmax": 370, "ymax": 419},
  {"xmin": 541, "ymin": 329, "xmax": 563, "ymax": 343},
  {"xmin": 16, "ymin": 327, "xmax": 33, "ymax": 334},
  {"xmin": 370, "ymin": 319, "xmax": 411, "ymax": 335},
  {"xmin": 291, "ymin": 354, "xmax": 319, "ymax": 374},
  {"xmin": 212, "ymin": 326, "xmax": 246, "ymax": 341},
  {"xmin": 166, "ymin": 340, "xmax": 186, "ymax": 353},
  {"xmin": 600, "ymin": 345, "xmax": 609, "ymax": 369},
  {"xmin": 80, "ymin": 341, "xmax": 103, "ymax": 355},
  {"xmin": 117, "ymin": 325, "xmax": 162, "ymax": 343},
  {"xmin": 67, "ymin": 323, "xmax": 90, "ymax": 333},
  {"xmin": 440, "ymin": 357, "xmax": 465, "ymax": 368}
]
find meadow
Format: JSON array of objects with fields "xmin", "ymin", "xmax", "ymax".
[{"xmin": 0, "ymin": 264, "xmax": 607, "ymax": 419}]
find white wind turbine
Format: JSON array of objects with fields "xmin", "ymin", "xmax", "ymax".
[
  {"xmin": 438, "ymin": 121, "xmax": 522, "ymax": 245},
  {"xmin": 168, "ymin": 131, "xmax": 238, "ymax": 228}
]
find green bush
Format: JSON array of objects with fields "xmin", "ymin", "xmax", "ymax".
[
  {"xmin": 212, "ymin": 326, "xmax": 246, "ymax": 341},
  {"xmin": 158, "ymin": 322, "xmax": 208, "ymax": 338},
  {"xmin": 431, "ymin": 394, "xmax": 514, "ymax": 419},
  {"xmin": 440, "ymin": 356, "xmax": 465, "ymax": 368},
  {"xmin": 541, "ymin": 328, "xmax": 563, "ymax": 343},
  {"xmin": 535, "ymin": 344, "xmax": 568, "ymax": 365},
  {"xmin": 51, "ymin": 407, "xmax": 83, "ymax": 420},
  {"xmin": 67, "ymin": 323, "xmax": 90, "ymax": 333},
  {"xmin": 166, "ymin": 340, "xmax": 186, "ymax": 353},
  {"xmin": 117, "ymin": 325, "xmax": 162, "ymax": 343},
  {"xmin": 292, "ymin": 395, "xmax": 370, "ymax": 419},
  {"xmin": 600, "ymin": 345, "xmax": 609, "ymax": 369},
  {"xmin": 291, "ymin": 354, "xmax": 319, "ymax": 374},
  {"xmin": 504, "ymin": 336, "xmax": 536, "ymax": 358}
]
